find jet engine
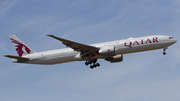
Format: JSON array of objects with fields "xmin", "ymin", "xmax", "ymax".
[
  {"xmin": 105, "ymin": 54, "xmax": 123, "ymax": 63},
  {"xmin": 99, "ymin": 46, "xmax": 116, "ymax": 56}
]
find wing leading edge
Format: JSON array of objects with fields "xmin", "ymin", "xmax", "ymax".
[{"xmin": 47, "ymin": 35, "xmax": 99, "ymax": 53}]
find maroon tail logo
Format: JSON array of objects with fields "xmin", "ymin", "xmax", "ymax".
[{"xmin": 10, "ymin": 38, "xmax": 31, "ymax": 57}]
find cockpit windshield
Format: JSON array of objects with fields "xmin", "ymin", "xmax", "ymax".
[{"xmin": 169, "ymin": 37, "xmax": 173, "ymax": 39}]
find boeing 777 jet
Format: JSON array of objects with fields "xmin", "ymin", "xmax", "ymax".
[{"xmin": 4, "ymin": 35, "xmax": 177, "ymax": 69}]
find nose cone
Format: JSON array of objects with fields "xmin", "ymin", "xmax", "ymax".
[
  {"xmin": 173, "ymin": 39, "xmax": 177, "ymax": 44},
  {"xmin": 168, "ymin": 36, "xmax": 177, "ymax": 44}
]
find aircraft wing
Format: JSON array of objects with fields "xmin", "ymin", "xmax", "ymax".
[{"xmin": 47, "ymin": 35, "xmax": 99, "ymax": 53}]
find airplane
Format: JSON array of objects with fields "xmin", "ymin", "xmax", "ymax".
[{"xmin": 4, "ymin": 35, "xmax": 177, "ymax": 69}]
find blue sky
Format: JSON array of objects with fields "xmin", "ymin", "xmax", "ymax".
[{"xmin": 1, "ymin": 0, "xmax": 180, "ymax": 101}]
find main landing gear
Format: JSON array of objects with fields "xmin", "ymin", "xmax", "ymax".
[
  {"xmin": 85, "ymin": 59, "xmax": 100, "ymax": 69},
  {"xmin": 163, "ymin": 47, "xmax": 168, "ymax": 55}
]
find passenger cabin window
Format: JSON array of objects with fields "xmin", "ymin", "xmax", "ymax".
[{"xmin": 169, "ymin": 37, "xmax": 173, "ymax": 39}]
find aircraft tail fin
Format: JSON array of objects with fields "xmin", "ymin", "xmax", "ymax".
[{"xmin": 9, "ymin": 35, "xmax": 36, "ymax": 57}]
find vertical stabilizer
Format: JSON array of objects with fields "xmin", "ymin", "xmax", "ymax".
[{"xmin": 9, "ymin": 35, "xmax": 35, "ymax": 57}]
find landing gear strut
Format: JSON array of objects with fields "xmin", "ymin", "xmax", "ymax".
[
  {"xmin": 163, "ymin": 47, "xmax": 168, "ymax": 55},
  {"xmin": 85, "ymin": 59, "xmax": 100, "ymax": 69}
]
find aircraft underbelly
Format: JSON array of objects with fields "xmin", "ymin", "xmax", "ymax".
[{"xmin": 26, "ymin": 53, "xmax": 80, "ymax": 65}]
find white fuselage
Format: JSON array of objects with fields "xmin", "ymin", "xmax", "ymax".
[{"xmin": 12, "ymin": 35, "xmax": 176, "ymax": 65}]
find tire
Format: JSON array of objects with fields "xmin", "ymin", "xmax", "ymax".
[
  {"xmin": 97, "ymin": 63, "xmax": 100, "ymax": 67},
  {"xmin": 85, "ymin": 62, "xmax": 88, "ymax": 65},
  {"xmin": 163, "ymin": 52, "xmax": 166, "ymax": 55},
  {"xmin": 90, "ymin": 65, "xmax": 93, "ymax": 69}
]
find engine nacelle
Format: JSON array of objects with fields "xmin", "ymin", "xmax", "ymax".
[
  {"xmin": 105, "ymin": 54, "xmax": 123, "ymax": 63},
  {"xmin": 99, "ymin": 46, "xmax": 116, "ymax": 56}
]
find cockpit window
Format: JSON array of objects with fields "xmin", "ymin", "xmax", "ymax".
[{"xmin": 169, "ymin": 37, "xmax": 173, "ymax": 39}]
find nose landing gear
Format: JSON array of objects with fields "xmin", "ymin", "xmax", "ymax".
[
  {"xmin": 163, "ymin": 47, "xmax": 168, "ymax": 55},
  {"xmin": 85, "ymin": 59, "xmax": 100, "ymax": 69}
]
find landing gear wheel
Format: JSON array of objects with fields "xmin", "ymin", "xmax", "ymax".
[
  {"xmin": 85, "ymin": 62, "xmax": 88, "ymax": 66},
  {"xmin": 85, "ymin": 58, "xmax": 100, "ymax": 69},
  {"xmin": 90, "ymin": 65, "xmax": 93, "ymax": 69},
  {"xmin": 163, "ymin": 52, "xmax": 166, "ymax": 55},
  {"xmin": 163, "ymin": 47, "xmax": 168, "ymax": 55},
  {"xmin": 94, "ymin": 64, "xmax": 97, "ymax": 68},
  {"xmin": 89, "ymin": 61, "xmax": 92, "ymax": 64},
  {"xmin": 92, "ymin": 59, "xmax": 97, "ymax": 63},
  {"xmin": 97, "ymin": 63, "xmax": 100, "ymax": 67}
]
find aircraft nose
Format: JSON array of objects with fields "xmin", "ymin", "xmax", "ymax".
[
  {"xmin": 169, "ymin": 36, "xmax": 177, "ymax": 44},
  {"xmin": 173, "ymin": 39, "xmax": 177, "ymax": 44}
]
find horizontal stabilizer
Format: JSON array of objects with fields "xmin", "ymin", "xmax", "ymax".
[{"xmin": 4, "ymin": 55, "xmax": 29, "ymax": 60}]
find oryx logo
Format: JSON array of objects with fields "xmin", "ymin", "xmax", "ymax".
[{"xmin": 10, "ymin": 38, "xmax": 31, "ymax": 57}]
